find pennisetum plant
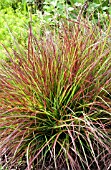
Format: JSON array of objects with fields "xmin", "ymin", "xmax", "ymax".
[{"xmin": 0, "ymin": 18, "xmax": 111, "ymax": 170}]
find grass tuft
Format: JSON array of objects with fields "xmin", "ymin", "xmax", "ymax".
[{"xmin": 0, "ymin": 19, "xmax": 111, "ymax": 170}]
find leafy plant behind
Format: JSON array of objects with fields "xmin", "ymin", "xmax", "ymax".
[{"xmin": 0, "ymin": 18, "xmax": 111, "ymax": 170}]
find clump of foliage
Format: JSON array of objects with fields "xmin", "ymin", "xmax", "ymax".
[
  {"xmin": 0, "ymin": 8, "xmax": 27, "ymax": 59},
  {"xmin": 0, "ymin": 19, "xmax": 111, "ymax": 170},
  {"xmin": 0, "ymin": 0, "xmax": 26, "ymax": 11},
  {"xmin": 0, "ymin": 5, "xmax": 44, "ymax": 59}
]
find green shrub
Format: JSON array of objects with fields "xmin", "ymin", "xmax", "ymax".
[
  {"xmin": 0, "ymin": 0, "xmax": 27, "ymax": 11},
  {"xmin": 0, "ymin": 7, "xmax": 44, "ymax": 59},
  {"xmin": 0, "ymin": 19, "xmax": 111, "ymax": 169}
]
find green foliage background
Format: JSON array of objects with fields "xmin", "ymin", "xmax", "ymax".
[{"xmin": 0, "ymin": 0, "xmax": 111, "ymax": 59}]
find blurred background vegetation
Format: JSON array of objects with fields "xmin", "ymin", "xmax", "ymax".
[{"xmin": 0, "ymin": 0, "xmax": 111, "ymax": 59}]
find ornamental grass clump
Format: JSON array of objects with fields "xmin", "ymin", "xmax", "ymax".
[{"xmin": 0, "ymin": 19, "xmax": 111, "ymax": 170}]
